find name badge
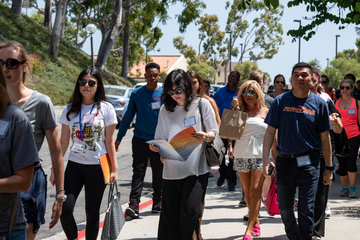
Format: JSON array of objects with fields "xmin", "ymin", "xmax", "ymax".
[
  {"xmin": 296, "ymin": 155, "xmax": 311, "ymax": 167},
  {"xmin": 0, "ymin": 120, "xmax": 10, "ymax": 138},
  {"xmin": 184, "ymin": 116, "xmax": 196, "ymax": 127},
  {"xmin": 82, "ymin": 113, "xmax": 95, "ymax": 123},
  {"xmin": 348, "ymin": 108, "xmax": 356, "ymax": 115},
  {"xmin": 71, "ymin": 142, "xmax": 86, "ymax": 153},
  {"xmin": 151, "ymin": 101, "xmax": 161, "ymax": 110}
]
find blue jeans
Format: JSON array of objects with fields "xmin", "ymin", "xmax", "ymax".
[
  {"xmin": 276, "ymin": 152, "xmax": 320, "ymax": 240},
  {"xmin": 0, "ymin": 230, "xmax": 26, "ymax": 240}
]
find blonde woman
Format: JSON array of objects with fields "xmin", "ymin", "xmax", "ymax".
[{"xmin": 231, "ymin": 80, "xmax": 270, "ymax": 240}]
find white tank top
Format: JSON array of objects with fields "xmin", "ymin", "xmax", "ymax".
[{"xmin": 233, "ymin": 117, "xmax": 268, "ymax": 159}]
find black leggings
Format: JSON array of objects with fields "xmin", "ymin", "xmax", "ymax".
[
  {"xmin": 60, "ymin": 161, "xmax": 106, "ymax": 240},
  {"xmin": 337, "ymin": 135, "xmax": 360, "ymax": 176}
]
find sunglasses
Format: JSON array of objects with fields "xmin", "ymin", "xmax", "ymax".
[
  {"xmin": 0, "ymin": 58, "xmax": 26, "ymax": 69},
  {"xmin": 79, "ymin": 79, "xmax": 97, "ymax": 87},
  {"xmin": 321, "ymin": 81, "xmax": 328, "ymax": 84},
  {"xmin": 241, "ymin": 89, "xmax": 255, "ymax": 96},
  {"xmin": 340, "ymin": 86, "xmax": 351, "ymax": 90},
  {"xmin": 275, "ymin": 81, "xmax": 285, "ymax": 84},
  {"xmin": 168, "ymin": 87, "xmax": 184, "ymax": 96}
]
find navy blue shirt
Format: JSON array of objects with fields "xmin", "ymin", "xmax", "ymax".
[
  {"xmin": 116, "ymin": 86, "xmax": 163, "ymax": 142},
  {"xmin": 213, "ymin": 85, "xmax": 237, "ymax": 117},
  {"xmin": 265, "ymin": 91, "xmax": 331, "ymax": 154}
]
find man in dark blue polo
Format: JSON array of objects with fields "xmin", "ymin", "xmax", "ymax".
[
  {"xmin": 262, "ymin": 62, "xmax": 333, "ymax": 240},
  {"xmin": 213, "ymin": 70, "xmax": 240, "ymax": 191},
  {"xmin": 115, "ymin": 62, "xmax": 163, "ymax": 219}
]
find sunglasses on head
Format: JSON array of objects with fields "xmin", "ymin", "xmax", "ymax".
[
  {"xmin": 340, "ymin": 86, "xmax": 351, "ymax": 90},
  {"xmin": 241, "ymin": 89, "xmax": 255, "ymax": 96},
  {"xmin": 275, "ymin": 80, "xmax": 285, "ymax": 84},
  {"xmin": 78, "ymin": 79, "xmax": 97, "ymax": 87},
  {"xmin": 168, "ymin": 87, "xmax": 184, "ymax": 96},
  {"xmin": 0, "ymin": 58, "xmax": 26, "ymax": 69}
]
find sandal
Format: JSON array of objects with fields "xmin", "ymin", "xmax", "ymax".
[
  {"xmin": 252, "ymin": 225, "xmax": 261, "ymax": 237},
  {"xmin": 243, "ymin": 234, "xmax": 253, "ymax": 240}
]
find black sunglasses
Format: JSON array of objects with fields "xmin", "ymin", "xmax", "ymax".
[
  {"xmin": 79, "ymin": 79, "xmax": 97, "ymax": 87},
  {"xmin": 0, "ymin": 58, "xmax": 26, "ymax": 69},
  {"xmin": 340, "ymin": 86, "xmax": 351, "ymax": 90},
  {"xmin": 275, "ymin": 80, "xmax": 285, "ymax": 84},
  {"xmin": 168, "ymin": 87, "xmax": 184, "ymax": 96}
]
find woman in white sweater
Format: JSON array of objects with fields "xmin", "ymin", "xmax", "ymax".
[{"xmin": 150, "ymin": 69, "xmax": 218, "ymax": 240}]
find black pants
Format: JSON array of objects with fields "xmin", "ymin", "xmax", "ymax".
[
  {"xmin": 158, "ymin": 173, "xmax": 209, "ymax": 240},
  {"xmin": 60, "ymin": 161, "xmax": 106, "ymax": 240},
  {"xmin": 313, "ymin": 157, "xmax": 329, "ymax": 237},
  {"xmin": 218, "ymin": 138, "xmax": 237, "ymax": 186},
  {"xmin": 130, "ymin": 136, "xmax": 163, "ymax": 203},
  {"xmin": 337, "ymin": 135, "xmax": 360, "ymax": 175}
]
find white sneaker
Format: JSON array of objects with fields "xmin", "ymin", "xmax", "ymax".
[{"xmin": 325, "ymin": 204, "xmax": 331, "ymax": 218}]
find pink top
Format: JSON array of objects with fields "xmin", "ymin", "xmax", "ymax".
[{"xmin": 335, "ymin": 98, "xmax": 360, "ymax": 139}]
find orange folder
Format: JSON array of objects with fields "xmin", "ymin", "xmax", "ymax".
[{"xmin": 99, "ymin": 154, "xmax": 112, "ymax": 184}]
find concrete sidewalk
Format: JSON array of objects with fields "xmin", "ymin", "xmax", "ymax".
[{"xmin": 45, "ymin": 169, "xmax": 360, "ymax": 240}]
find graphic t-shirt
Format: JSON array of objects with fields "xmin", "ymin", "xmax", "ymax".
[
  {"xmin": 265, "ymin": 91, "xmax": 331, "ymax": 154},
  {"xmin": 59, "ymin": 101, "xmax": 117, "ymax": 165}
]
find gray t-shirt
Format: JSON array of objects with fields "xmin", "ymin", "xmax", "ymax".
[
  {"xmin": 23, "ymin": 91, "xmax": 57, "ymax": 151},
  {"xmin": 0, "ymin": 105, "xmax": 39, "ymax": 233}
]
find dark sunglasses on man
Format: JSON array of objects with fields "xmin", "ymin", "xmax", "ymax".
[
  {"xmin": 78, "ymin": 79, "xmax": 97, "ymax": 87},
  {"xmin": 0, "ymin": 58, "xmax": 26, "ymax": 69}
]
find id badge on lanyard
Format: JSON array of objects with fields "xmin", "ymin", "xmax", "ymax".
[{"xmin": 71, "ymin": 104, "xmax": 95, "ymax": 153}]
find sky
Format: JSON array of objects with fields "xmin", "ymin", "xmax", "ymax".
[{"xmin": 34, "ymin": 0, "xmax": 358, "ymax": 83}]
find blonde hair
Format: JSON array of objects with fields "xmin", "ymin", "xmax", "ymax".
[
  {"xmin": 0, "ymin": 40, "xmax": 29, "ymax": 83},
  {"xmin": 0, "ymin": 67, "xmax": 11, "ymax": 117},
  {"xmin": 237, "ymin": 80, "xmax": 265, "ymax": 111}
]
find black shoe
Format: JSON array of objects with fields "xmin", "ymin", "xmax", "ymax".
[
  {"xmin": 151, "ymin": 200, "xmax": 162, "ymax": 213},
  {"xmin": 217, "ymin": 176, "xmax": 225, "ymax": 186},
  {"xmin": 125, "ymin": 199, "xmax": 139, "ymax": 219},
  {"xmin": 238, "ymin": 198, "xmax": 246, "ymax": 207},
  {"xmin": 228, "ymin": 184, "xmax": 236, "ymax": 191}
]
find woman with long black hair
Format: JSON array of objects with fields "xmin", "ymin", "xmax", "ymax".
[{"xmin": 59, "ymin": 68, "xmax": 118, "ymax": 240}]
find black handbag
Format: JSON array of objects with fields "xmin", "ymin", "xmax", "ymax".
[
  {"xmin": 101, "ymin": 183, "xmax": 125, "ymax": 240},
  {"xmin": 198, "ymin": 98, "xmax": 226, "ymax": 167},
  {"xmin": 334, "ymin": 128, "xmax": 351, "ymax": 157}
]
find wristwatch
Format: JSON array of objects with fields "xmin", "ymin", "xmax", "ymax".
[
  {"xmin": 56, "ymin": 193, "xmax": 67, "ymax": 202},
  {"xmin": 325, "ymin": 165, "xmax": 335, "ymax": 171}
]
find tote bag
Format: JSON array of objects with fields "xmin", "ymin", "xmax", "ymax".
[
  {"xmin": 265, "ymin": 176, "xmax": 280, "ymax": 215},
  {"xmin": 219, "ymin": 109, "xmax": 248, "ymax": 140},
  {"xmin": 101, "ymin": 183, "xmax": 125, "ymax": 240}
]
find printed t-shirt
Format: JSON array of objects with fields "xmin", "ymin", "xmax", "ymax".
[
  {"xmin": 59, "ymin": 101, "xmax": 117, "ymax": 165},
  {"xmin": 0, "ymin": 105, "xmax": 39, "ymax": 233},
  {"xmin": 265, "ymin": 91, "xmax": 331, "ymax": 154}
]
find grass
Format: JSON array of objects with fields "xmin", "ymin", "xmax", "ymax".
[{"xmin": 0, "ymin": 3, "xmax": 133, "ymax": 105}]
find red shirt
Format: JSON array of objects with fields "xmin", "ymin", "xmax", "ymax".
[{"xmin": 335, "ymin": 98, "xmax": 360, "ymax": 139}]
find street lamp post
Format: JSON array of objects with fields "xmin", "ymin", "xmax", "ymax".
[
  {"xmin": 85, "ymin": 24, "xmax": 97, "ymax": 69},
  {"xmin": 240, "ymin": 43, "xmax": 243, "ymax": 64},
  {"xmin": 335, "ymin": 35, "xmax": 340, "ymax": 58},
  {"xmin": 294, "ymin": 19, "xmax": 301, "ymax": 63},
  {"xmin": 226, "ymin": 31, "xmax": 232, "ymax": 73}
]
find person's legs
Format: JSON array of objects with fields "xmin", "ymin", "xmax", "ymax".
[
  {"xmin": 149, "ymin": 149, "xmax": 163, "ymax": 206},
  {"xmin": 276, "ymin": 157, "xmax": 298, "ymax": 240},
  {"xmin": 61, "ymin": 161, "xmax": 85, "ymax": 240},
  {"xmin": 313, "ymin": 157, "xmax": 329, "ymax": 237},
  {"xmin": 0, "ymin": 230, "xmax": 26, "ymax": 240},
  {"xmin": 239, "ymin": 172, "xmax": 252, "ymax": 235},
  {"xmin": 84, "ymin": 165, "xmax": 107, "ymax": 240},
  {"xmin": 128, "ymin": 136, "xmax": 150, "ymax": 216},
  {"xmin": 297, "ymin": 154, "xmax": 320, "ymax": 240},
  {"xmin": 347, "ymin": 136, "xmax": 360, "ymax": 197},
  {"xmin": 337, "ymin": 156, "xmax": 349, "ymax": 195}
]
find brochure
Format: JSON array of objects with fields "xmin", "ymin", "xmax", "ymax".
[{"xmin": 147, "ymin": 126, "xmax": 202, "ymax": 161}]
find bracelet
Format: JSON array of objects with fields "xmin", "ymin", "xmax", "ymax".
[{"xmin": 56, "ymin": 189, "xmax": 65, "ymax": 194}]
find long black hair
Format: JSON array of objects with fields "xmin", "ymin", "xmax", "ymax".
[
  {"xmin": 66, "ymin": 68, "xmax": 106, "ymax": 120},
  {"xmin": 161, "ymin": 69, "xmax": 195, "ymax": 112}
]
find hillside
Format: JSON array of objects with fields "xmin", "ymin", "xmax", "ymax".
[{"xmin": 0, "ymin": 3, "xmax": 132, "ymax": 105}]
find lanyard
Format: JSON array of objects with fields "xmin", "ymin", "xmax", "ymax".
[{"xmin": 79, "ymin": 104, "xmax": 95, "ymax": 141}]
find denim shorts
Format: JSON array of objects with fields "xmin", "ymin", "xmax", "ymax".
[
  {"xmin": 0, "ymin": 230, "xmax": 26, "ymax": 240},
  {"xmin": 233, "ymin": 158, "xmax": 263, "ymax": 172},
  {"xmin": 21, "ymin": 166, "xmax": 47, "ymax": 225}
]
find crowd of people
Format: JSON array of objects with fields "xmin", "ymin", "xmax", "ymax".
[{"xmin": 1, "ymin": 39, "xmax": 359, "ymax": 240}]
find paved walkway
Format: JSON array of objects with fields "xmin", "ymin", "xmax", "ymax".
[{"xmin": 45, "ymin": 169, "xmax": 360, "ymax": 240}]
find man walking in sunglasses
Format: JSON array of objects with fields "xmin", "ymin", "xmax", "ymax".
[{"xmin": 115, "ymin": 62, "xmax": 163, "ymax": 219}]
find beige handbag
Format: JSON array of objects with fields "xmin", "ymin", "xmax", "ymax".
[{"xmin": 219, "ymin": 109, "xmax": 248, "ymax": 140}]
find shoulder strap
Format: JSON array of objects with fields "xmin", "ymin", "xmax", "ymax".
[
  {"xmin": 8, "ymin": 198, "xmax": 18, "ymax": 240},
  {"xmin": 198, "ymin": 98, "xmax": 205, "ymax": 131}
]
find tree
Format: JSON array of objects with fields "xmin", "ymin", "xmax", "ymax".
[
  {"xmin": 263, "ymin": 0, "xmax": 360, "ymax": 40},
  {"xmin": 308, "ymin": 59, "xmax": 321, "ymax": 70},
  {"xmin": 226, "ymin": 0, "xmax": 284, "ymax": 63},
  {"xmin": 11, "ymin": 0, "xmax": 21, "ymax": 17},
  {"xmin": 234, "ymin": 61, "xmax": 259, "ymax": 82},
  {"xmin": 187, "ymin": 62, "xmax": 217, "ymax": 82},
  {"xmin": 44, "ymin": 0, "xmax": 52, "ymax": 29},
  {"xmin": 50, "ymin": 0, "xmax": 68, "ymax": 58}
]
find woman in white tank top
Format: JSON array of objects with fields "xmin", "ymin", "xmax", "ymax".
[{"xmin": 230, "ymin": 80, "xmax": 272, "ymax": 240}]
